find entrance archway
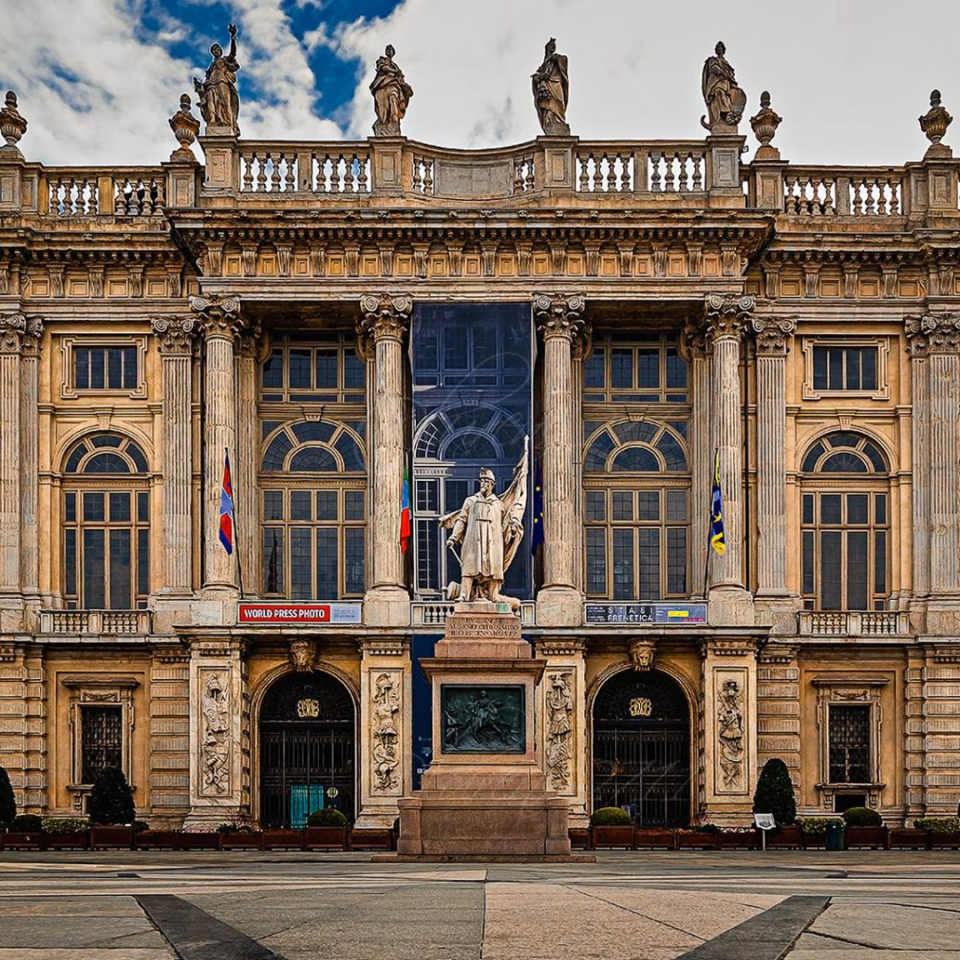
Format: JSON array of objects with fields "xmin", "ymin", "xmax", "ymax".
[
  {"xmin": 258, "ymin": 671, "xmax": 356, "ymax": 828},
  {"xmin": 592, "ymin": 669, "xmax": 691, "ymax": 827}
]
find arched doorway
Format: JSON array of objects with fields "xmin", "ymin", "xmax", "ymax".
[
  {"xmin": 592, "ymin": 669, "xmax": 691, "ymax": 827},
  {"xmin": 259, "ymin": 671, "xmax": 356, "ymax": 828}
]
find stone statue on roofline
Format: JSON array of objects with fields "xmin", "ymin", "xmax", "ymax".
[
  {"xmin": 532, "ymin": 38, "xmax": 570, "ymax": 136},
  {"xmin": 440, "ymin": 437, "xmax": 529, "ymax": 614},
  {"xmin": 194, "ymin": 23, "xmax": 241, "ymax": 135},
  {"xmin": 370, "ymin": 45, "xmax": 414, "ymax": 137},
  {"xmin": 700, "ymin": 40, "xmax": 746, "ymax": 134}
]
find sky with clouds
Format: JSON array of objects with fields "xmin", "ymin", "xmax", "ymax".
[{"xmin": 0, "ymin": 0, "xmax": 958, "ymax": 167}]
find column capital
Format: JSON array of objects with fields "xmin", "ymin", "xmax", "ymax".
[
  {"xmin": 151, "ymin": 316, "xmax": 199, "ymax": 355},
  {"xmin": 0, "ymin": 313, "xmax": 26, "ymax": 355},
  {"xmin": 358, "ymin": 293, "xmax": 412, "ymax": 348},
  {"xmin": 751, "ymin": 315, "xmax": 797, "ymax": 355},
  {"xmin": 680, "ymin": 316, "xmax": 710, "ymax": 360},
  {"xmin": 189, "ymin": 294, "xmax": 244, "ymax": 342},
  {"xmin": 534, "ymin": 293, "xmax": 589, "ymax": 345},
  {"xmin": 703, "ymin": 293, "xmax": 755, "ymax": 342},
  {"xmin": 905, "ymin": 311, "xmax": 960, "ymax": 356}
]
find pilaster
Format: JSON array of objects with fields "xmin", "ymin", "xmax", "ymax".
[
  {"xmin": 19, "ymin": 317, "xmax": 42, "ymax": 627},
  {"xmin": 0, "ymin": 314, "xmax": 25, "ymax": 628},
  {"xmin": 237, "ymin": 333, "xmax": 260, "ymax": 598},
  {"xmin": 756, "ymin": 643, "xmax": 800, "ymax": 789}
]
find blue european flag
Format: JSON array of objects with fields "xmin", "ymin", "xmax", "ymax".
[
  {"xmin": 711, "ymin": 450, "xmax": 726, "ymax": 555},
  {"xmin": 531, "ymin": 457, "xmax": 544, "ymax": 553}
]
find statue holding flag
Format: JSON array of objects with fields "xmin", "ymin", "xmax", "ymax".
[{"xmin": 441, "ymin": 437, "xmax": 529, "ymax": 612}]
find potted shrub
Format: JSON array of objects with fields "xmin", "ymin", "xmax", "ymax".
[
  {"xmin": 589, "ymin": 807, "xmax": 635, "ymax": 849},
  {"xmin": 677, "ymin": 823, "xmax": 720, "ymax": 849},
  {"xmin": 798, "ymin": 816, "xmax": 843, "ymax": 849},
  {"xmin": 303, "ymin": 808, "xmax": 350, "ymax": 850},
  {"xmin": 0, "ymin": 765, "xmax": 16, "ymax": 828},
  {"xmin": 42, "ymin": 817, "xmax": 89, "ymax": 850},
  {"xmin": 752, "ymin": 758, "xmax": 801, "ymax": 848},
  {"xmin": 88, "ymin": 767, "xmax": 136, "ymax": 849},
  {"xmin": 218, "ymin": 821, "xmax": 262, "ymax": 850},
  {"xmin": 842, "ymin": 806, "xmax": 887, "ymax": 848},
  {"xmin": 915, "ymin": 816, "xmax": 960, "ymax": 849},
  {"xmin": 3, "ymin": 813, "xmax": 44, "ymax": 850}
]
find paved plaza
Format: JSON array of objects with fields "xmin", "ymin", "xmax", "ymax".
[{"xmin": 0, "ymin": 851, "xmax": 958, "ymax": 959}]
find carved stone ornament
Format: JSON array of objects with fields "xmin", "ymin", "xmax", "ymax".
[
  {"xmin": 0, "ymin": 90, "xmax": 27, "ymax": 154},
  {"xmin": 200, "ymin": 671, "xmax": 231, "ymax": 795},
  {"xmin": 194, "ymin": 23, "xmax": 240, "ymax": 135},
  {"xmin": 288, "ymin": 639, "xmax": 317, "ymax": 673},
  {"xmin": 904, "ymin": 312, "xmax": 960, "ymax": 356},
  {"xmin": 189, "ymin": 294, "xmax": 244, "ymax": 341},
  {"xmin": 704, "ymin": 293, "xmax": 754, "ymax": 341},
  {"xmin": 532, "ymin": 38, "xmax": 571, "ymax": 136},
  {"xmin": 700, "ymin": 41, "xmax": 747, "ymax": 134},
  {"xmin": 357, "ymin": 293, "xmax": 412, "ymax": 354},
  {"xmin": 371, "ymin": 672, "xmax": 401, "ymax": 792},
  {"xmin": 630, "ymin": 639, "xmax": 657, "ymax": 671},
  {"xmin": 717, "ymin": 678, "xmax": 745, "ymax": 789},
  {"xmin": 169, "ymin": 93, "xmax": 201, "ymax": 162},
  {"xmin": 151, "ymin": 316, "xmax": 198, "ymax": 355},
  {"xmin": 750, "ymin": 91, "xmax": 782, "ymax": 160},
  {"xmin": 919, "ymin": 89, "xmax": 952, "ymax": 157},
  {"xmin": 534, "ymin": 293, "xmax": 587, "ymax": 343},
  {"xmin": 751, "ymin": 316, "xmax": 797, "ymax": 355},
  {"xmin": 545, "ymin": 671, "xmax": 574, "ymax": 790},
  {"xmin": 0, "ymin": 313, "xmax": 26, "ymax": 354},
  {"xmin": 370, "ymin": 45, "xmax": 413, "ymax": 137}
]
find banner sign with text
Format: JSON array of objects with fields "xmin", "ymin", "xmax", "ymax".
[
  {"xmin": 238, "ymin": 602, "xmax": 362, "ymax": 624},
  {"xmin": 584, "ymin": 603, "xmax": 707, "ymax": 625}
]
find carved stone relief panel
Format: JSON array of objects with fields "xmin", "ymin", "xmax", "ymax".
[
  {"xmin": 370, "ymin": 669, "xmax": 402, "ymax": 796},
  {"xmin": 198, "ymin": 668, "xmax": 231, "ymax": 797},
  {"xmin": 714, "ymin": 668, "xmax": 748, "ymax": 795},
  {"xmin": 544, "ymin": 670, "xmax": 574, "ymax": 792}
]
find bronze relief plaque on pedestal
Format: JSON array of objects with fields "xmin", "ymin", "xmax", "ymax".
[{"xmin": 440, "ymin": 684, "xmax": 525, "ymax": 753}]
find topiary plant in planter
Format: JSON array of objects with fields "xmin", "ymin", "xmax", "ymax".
[
  {"xmin": 589, "ymin": 807, "xmax": 632, "ymax": 826},
  {"xmin": 841, "ymin": 806, "xmax": 882, "ymax": 827},
  {"xmin": 306, "ymin": 808, "xmax": 348, "ymax": 827},
  {"xmin": 10, "ymin": 814, "xmax": 42, "ymax": 831},
  {"xmin": 752, "ymin": 758, "xmax": 797, "ymax": 826},
  {"xmin": 88, "ymin": 767, "xmax": 135, "ymax": 825},
  {"xmin": 0, "ymin": 765, "xmax": 16, "ymax": 827}
]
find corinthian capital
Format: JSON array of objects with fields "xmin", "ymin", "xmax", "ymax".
[
  {"xmin": 534, "ymin": 293, "xmax": 588, "ymax": 345},
  {"xmin": 0, "ymin": 313, "xmax": 26, "ymax": 355},
  {"xmin": 703, "ymin": 293, "xmax": 755, "ymax": 342},
  {"xmin": 751, "ymin": 316, "xmax": 797, "ymax": 355},
  {"xmin": 152, "ymin": 316, "xmax": 199, "ymax": 355},
  {"xmin": 189, "ymin": 294, "xmax": 244, "ymax": 342},
  {"xmin": 357, "ymin": 293, "xmax": 412, "ymax": 357},
  {"xmin": 905, "ymin": 312, "xmax": 960, "ymax": 356}
]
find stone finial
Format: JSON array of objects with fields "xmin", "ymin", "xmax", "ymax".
[
  {"xmin": 168, "ymin": 93, "xmax": 201, "ymax": 162},
  {"xmin": 370, "ymin": 45, "xmax": 413, "ymax": 137},
  {"xmin": 700, "ymin": 41, "xmax": 747, "ymax": 134},
  {"xmin": 919, "ymin": 89, "xmax": 953, "ymax": 159},
  {"xmin": 750, "ymin": 91, "xmax": 782, "ymax": 160},
  {"xmin": 532, "ymin": 38, "xmax": 571, "ymax": 136},
  {"xmin": 0, "ymin": 91, "xmax": 27, "ymax": 156}
]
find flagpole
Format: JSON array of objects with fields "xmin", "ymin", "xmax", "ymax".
[{"xmin": 227, "ymin": 446, "xmax": 246, "ymax": 600}]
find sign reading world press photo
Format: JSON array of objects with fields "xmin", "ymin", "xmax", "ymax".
[
  {"xmin": 584, "ymin": 603, "xmax": 707, "ymax": 625},
  {"xmin": 238, "ymin": 602, "xmax": 362, "ymax": 625}
]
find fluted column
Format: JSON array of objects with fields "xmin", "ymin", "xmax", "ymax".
[
  {"xmin": 19, "ymin": 317, "xmax": 42, "ymax": 605},
  {"xmin": 704, "ymin": 294, "xmax": 754, "ymax": 594},
  {"xmin": 237, "ymin": 335, "xmax": 260, "ymax": 597},
  {"xmin": 191, "ymin": 295, "xmax": 245, "ymax": 593},
  {"xmin": 752, "ymin": 316, "xmax": 796, "ymax": 597},
  {"xmin": 152, "ymin": 317, "xmax": 198, "ymax": 595},
  {"xmin": 358, "ymin": 294, "xmax": 411, "ymax": 624},
  {"xmin": 682, "ymin": 321, "xmax": 711, "ymax": 598},
  {"xmin": 535, "ymin": 293, "xmax": 588, "ymax": 627},
  {"xmin": 906, "ymin": 324, "xmax": 930, "ymax": 599},
  {"xmin": 0, "ymin": 314, "xmax": 24, "ymax": 601}
]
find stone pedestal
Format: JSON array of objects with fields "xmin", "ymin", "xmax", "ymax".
[{"xmin": 396, "ymin": 606, "xmax": 578, "ymax": 860}]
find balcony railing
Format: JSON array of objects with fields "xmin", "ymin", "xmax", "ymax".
[
  {"xmin": 42, "ymin": 168, "xmax": 166, "ymax": 217},
  {"xmin": 411, "ymin": 601, "xmax": 536, "ymax": 627},
  {"xmin": 40, "ymin": 610, "xmax": 153, "ymax": 636},
  {"xmin": 797, "ymin": 610, "xmax": 909, "ymax": 637},
  {"xmin": 782, "ymin": 167, "xmax": 906, "ymax": 217}
]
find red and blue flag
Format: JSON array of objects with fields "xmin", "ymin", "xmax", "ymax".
[
  {"xmin": 219, "ymin": 451, "xmax": 234, "ymax": 555},
  {"xmin": 400, "ymin": 464, "xmax": 411, "ymax": 554}
]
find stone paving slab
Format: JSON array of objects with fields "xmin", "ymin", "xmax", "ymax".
[
  {"xmin": 804, "ymin": 902, "xmax": 960, "ymax": 951},
  {"xmin": 0, "ymin": 895, "xmax": 146, "ymax": 916},
  {"xmin": 0, "ymin": 917, "xmax": 168, "ymax": 951},
  {"xmin": 0, "ymin": 952, "xmax": 173, "ymax": 960}
]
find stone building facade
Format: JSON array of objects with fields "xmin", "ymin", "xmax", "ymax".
[{"xmin": 1, "ymin": 71, "xmax": 959, "ymax": 830}]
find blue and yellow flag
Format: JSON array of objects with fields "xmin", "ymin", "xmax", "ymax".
[
  {"xmin": 531, "ymin": 457, "xmax": 544, "ymax": 553},
  {"xmin": 710, "ymin": 450, "xmax": 726, "ymax": 555}
]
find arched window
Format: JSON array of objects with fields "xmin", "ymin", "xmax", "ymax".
[
  {"xmin": 260, "ymin": 420, "xmax": 366, "ymax": 599},
  {"xmin": 62, "ymin": 435, "xmax": 150, "ymax": 609},
  {"xmin": 801, "ymin": 432, "xmax": 890, "ymax": 611},
  {"xmin": 583, "ymin": 420, "xmax": 690, "ymax": 599}
]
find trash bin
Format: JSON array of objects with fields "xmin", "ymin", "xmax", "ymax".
[{"xmin": 826, "ymin": 820, "xmax": 844, "ymax": 851}]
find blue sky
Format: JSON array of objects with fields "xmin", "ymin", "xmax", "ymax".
[{"xmin": 1, "ymin": 0, "xmax": 958, "ymax": 166}]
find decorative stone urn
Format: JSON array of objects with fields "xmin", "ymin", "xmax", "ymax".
[{"xmin": 0, "ymin": 91, "xmax": 27, "ymax": 154}]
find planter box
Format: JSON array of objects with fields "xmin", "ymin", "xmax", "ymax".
[
  {"xmin": 888, "ymin": 828, "xmax": 929, "ymax": 850},
  {"xmin": 90, "ymin": 826, "xmax": 135, "ymax": 850},
  {"xmin": 766, "ymin": 825, "xmax": 804, "ymax": 849},
  {"xmin": 347, "ymin": 829, "xmax": 391, "ymax": 852},
  {"xmin": 635, "ymin": 829, "xmax": 677, "ymax": 850},
  {"xmin": 843, "ymin": 826, "xmax": 888, "ymax": 849},
  {"xmin": 1, "ymin": 832, "xmax": 43, "ymax": 850},
  {"xmin": 303, "ymin": 825, "xmax": 349, "ymax": 850},
  {"xmin": 135, "ymin": 831, "xmax": 178, "ymax": 850},
  {"xmin": 568, "ymin": 828, "xmax": 591, "ymax": 850},
  {"xmin": 177, "ymin": 832, "xmax": 220, "ymax": 850},
  {"xmin": 719, "ymin": 830, "xmax": 760, "ymax": 850},
  {"xmin": 261, "ymin": 829, "xmax": 304, "ymax": 850},
  {"xmin": 801, "ymin": 832, "xmax": 826, "ymax": 850},
  {"xmin": 219, "ymin": 831, "xmax": 263, "ymax": 850},
  {"xmin": 44, "ymin": 832, "xmax": 88, "ymax": 850},
  {"xmin": 928, "ymin": 831, "xmax": 960, "ymax": 850},
  {"xmin": 677, "ymin": 831, "xmax": 720, "ymax": 850},
  {"xmin": 590, "ymin": 825, "xmax": 636, "ymax": 850}
]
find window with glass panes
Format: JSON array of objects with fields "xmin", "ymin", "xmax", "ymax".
[
  {"xmin": 828, "ymin": 704, "xmax": 871, "ymax": 783},
  {"xmin": 260, "ymin": 333, "xmax": 365, "ymax": 404},
  {"xmin": 812, "ymin": 345, "xmax": 879, "ymax": 392},
  {"xmin": 62, "ymin": 436, "xmax": 150, "ymax": 610},
  {"xmin": 582, "ymin": 332, "xmax": 688, "ymax": 403},
  {"xmin": 260, "ymin": 421, "xmax": 366, "ymax": 599},
  {"xmin": 800, "ymin": 433, "xmax": 889, "ymax": 611},
  {"xmin": 72, "ymin": 345, "xmax": 139, "ymax": 391},
  {"xmin": 80, "ymin": 706, "xmax": 123, "ymax": 784}
]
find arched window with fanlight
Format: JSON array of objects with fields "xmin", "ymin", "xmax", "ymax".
[
  {"xmin": 800, "ymin": 432, "xmax": 890, "ymax": 611},
  {"xmin": 259, "ymin": 420, "xmax": 366, "ymax": 599},
  {"xmin": 582, "ymin": 419, "xmax": 690, "ymax": 599},
  {"xmin": 62, "ymin": 435, "xmax": 150, "ymax": 609}
]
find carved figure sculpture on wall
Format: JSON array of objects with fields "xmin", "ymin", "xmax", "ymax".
[
  {"xmin": 200, "ymin": 673, "xmax": 230, "ymax": 794},
  {"xmin": 630, "ymin": 639, "xmax": 656, "ymax": 671},
  {"xmin": 717, "ymin": 678, "xmax": 745, "ymax": 788},
  {"xmin": 288, "ymin": 639, "xmax": 317, "ymax": 673},
  {"xmin": 441, "ymin": 436, "xmax": 529, "ymax": 611},
  {"xmin": 194, "ymin": 23, "xmax": 240, "ymax": 134},
  {"xmin": 700, "ymin": 41, "xmax": 746, "ymax": 133},
  {"xmin": 545, "ymin": 672, "xmax": 574, "ymax": 790},
  {"xmin": 532, "ymin": 38, "xmax": 570, "ymax": 136},
  {"xmin": 371, "ymin": 672, "xmax": 400, "ymax": 791},
  {"xmin": 370, "ymin": 45, "xmax": 413, "ymax": 137}
]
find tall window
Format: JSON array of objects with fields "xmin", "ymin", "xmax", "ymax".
[
  {"xmin": 828, "ymin": 704, "xmax": 871, "ymax": 784},
  {"xmin": 80, "ymin": 706, "xmax": 123, "ymax": 784},
  {"xmin": 583, "ymin": 332, "xmax": 688, "ymax": 403},
  {"xmin": 260, "ymin": 333, "xmax": 364, "ymax": 404},
  {"xmin": 62, "ymin": 435, "xmax": 150, "ymax": 609},
  {"xmin": 800, "ymin": 432, "xmax": 889, "ymax": 610}
]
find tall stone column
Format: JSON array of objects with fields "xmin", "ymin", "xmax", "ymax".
[
  {"xmin": 681, "ymin": 321, "xmax": 711, "ymax": 598},
  {"xmin": 0, "ymin": 314, "xmax": 25, "ymax": 625},
  {"xmin": 752, "ymin": 317, "xmax": 796, "ymax": 599},
  {"xmin": 191, "ymin": 295, "xmax": 244, "ymax": 596},
  {"xmin": 237, "ymin": 334, "xmax": 260, "ymax": 597},
  {"xmin": 534, "ymin": 293, "xmax": 588, "ymax": 627},
  {"xmin": 358, "ymin": 294, "xmax": 411, "ymax": 626},
  {"xmin": 906, "ymin": 323, "xmax": 930, "ymax": 600},
  {"xmin": 151, "ymin": 317, "xmax": 198, "ymax": 596},
  {"xmin": 19, "ymin": 317, "xmax": 42, "ymax": 617}
]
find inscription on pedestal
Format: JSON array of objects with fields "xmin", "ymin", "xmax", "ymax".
[
  {"xmin": 440, "ymin": 684, "xmax": 525, "ymax": 753},
  {"xmin": 444, "ymin": 612, "xmax": 522, "ymax": 641}
]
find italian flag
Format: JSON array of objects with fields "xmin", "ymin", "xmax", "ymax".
[{"xmin": 400, "ymin": 464, "xmax": 411, "ymax": 554}]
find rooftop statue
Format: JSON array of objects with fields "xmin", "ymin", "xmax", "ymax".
[
  {"xmin": 194, "ymin": 23, "xmax": 241, "ymax": 135},
  {"xmin": 532, "ymin": 38, "xmax": 570, "ymax": 136},
  {"xmin": 441, "ymin": 437, "xmax": 529, "ymax": 613},
  {"xmin": 700, "ymin": 41, "xmax": 746, "ymax": 134},
  {"xmin": 370, "ymin": 45, "xmax": 413, "ymax": 137}
]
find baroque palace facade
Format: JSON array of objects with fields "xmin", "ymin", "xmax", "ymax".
[{"xmin": 1, "ymin": 44, "xmax": 960, "ymax": 830}]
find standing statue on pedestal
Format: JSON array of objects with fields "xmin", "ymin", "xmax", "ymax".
[
  {"xmin": 370, "ymin": 45, "xmax": 413, "ymax": 137},
  {"xmin": 194, "ymin": 23, "xmax": 241, "ymax": 134},
  {"xmin": 441, "ymin": 438, "xmax": 529, "ymax": 611},
  {"xmin": 700, "ymin": 41, "xmax": 746, "ymax": 133},
  {"xmin": 532, "ymin": 38, "xmax": 570, "ymax": 136}
]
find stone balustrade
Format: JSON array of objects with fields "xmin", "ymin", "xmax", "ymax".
[
  {"xmin": 42, "ymin": 168, "xmax": 166, "ymax": 216},
  {"xmin": 39, "ymin": 610, "xmax": 154, "ymax": 636},
  {"xmin": 797, "ymin": 610, "xmax": 910, "ymax": 638},
  {"xmin": 238, "ymin": 143, "xmax": 371, "ymax": 194},
  {"xmin": 782, "ymin": 167, "xmax": 906, "ymax": 217},
  {"xmin": 410, "ymin": 601, "xmax": 536, "ymax": 627}
]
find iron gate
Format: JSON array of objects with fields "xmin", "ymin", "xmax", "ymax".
[
  {"xmin": 259, "ymin": 672, "xmax": 356, "ymax": 827},
  {"xmin": 592, "ymin": 669, "xmax": 691, "ymax": 827}
]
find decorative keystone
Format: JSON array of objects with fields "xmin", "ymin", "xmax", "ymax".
[
  {"xmin": 0, "ymin": 91, "xmax": 27, "ymax": 155},
  {"xmin": 919, "ymin": 89, "xmax": 953, "ymax": 159},
  {"xmin": 169, "ymin": 93, "xmax": 201, "ymax": 162},
  {"xmin": 750, "ymin": 91, "xmax": 782, "ymax": 160}
]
